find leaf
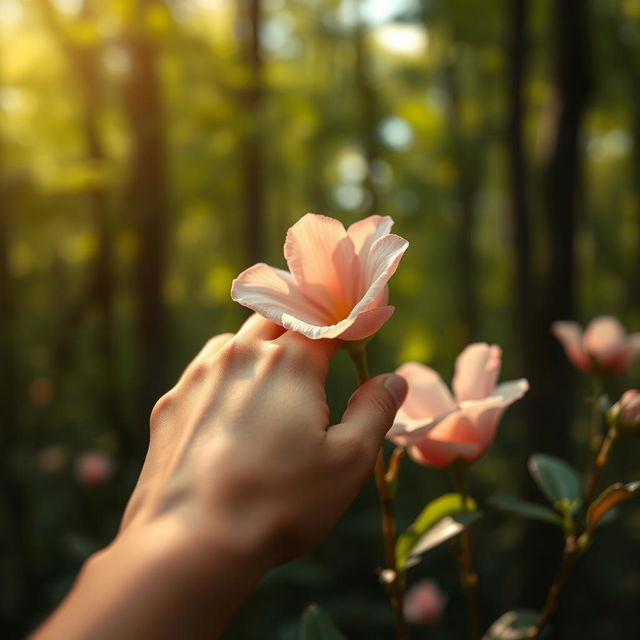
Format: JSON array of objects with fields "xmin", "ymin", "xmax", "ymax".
[
  {"xmin": 490, "ymin": 493, "xmax": 562, "ymax": 525},
  {"xmin": 528, "ymin": 454, "xmax": 581, "ymax": 513},
  {"xmin": 483, "ymin": 610, "xmax": 541, "ymax": 639},
  {"xmin": 404, "ymin": 511, "xmax": 481, "ymax": 568},
  {"xmin": 299, "ymin": 604, "xmax": 346, "ymax": 640},
  {"xmin": 587, "ymin": 481, "xmax": 640, "ymax": 532},
  {"xmin": 396, "ymin": 493, "xmax": 478, "ymax": 569}
]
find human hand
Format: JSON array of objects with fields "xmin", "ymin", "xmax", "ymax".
[
  {"xmin": 34, "ymin": 314, "xmax": 406, "ymax": 639},
  {"xmin": 121, "ymin": 313, "xmax": 407, "ymax": 565}
]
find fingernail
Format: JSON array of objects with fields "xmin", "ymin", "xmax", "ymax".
[{"xmin": 384, "ymin": 374, "xmax": 407, "ymax": 407}]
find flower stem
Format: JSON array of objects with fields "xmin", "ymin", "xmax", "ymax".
[
  {"xmin": 450, "ymin": 461, "xmax": 481, "ymax": 640},
  {"xmin": 346, "ymin": 342, "xmax": 408, "ymax": 640},
  {"xmin": 584, "ymin": 374, "xmax": 604, "ymax": 484},
  {"xmin": 582, "ymin": 424, "xmax": 618, "ymax": 518},
  {"xmin": 533, "ymin": 424, "xmax": 618, "ymax": 639},
  {"xmin": 530, "ymin": 537, "xmax": 581, "ymax": 640}
]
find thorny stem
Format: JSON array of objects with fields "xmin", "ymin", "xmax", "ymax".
[
  {"xmin": 450, "ymin": 461, "xmax": 481, "ymax": 640},
  {"xmin": 346, "ymin": 342, "xmax": 408, "ymax": 640}
]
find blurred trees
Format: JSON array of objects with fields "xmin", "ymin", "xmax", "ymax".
[{"xmin": 0, "ymin": 0, "xmax": 639, "ymax": 637}]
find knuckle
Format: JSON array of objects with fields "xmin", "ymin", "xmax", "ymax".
[{"xmin": 150, "ymin": 390, "xmax": 177, "ymax": 427}]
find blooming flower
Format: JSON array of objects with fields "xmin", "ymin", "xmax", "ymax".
[
  {"xmin": 387, "ymin": 344, "xmax": 528, "ymax": 468},
  {"xmin": 551, "ymin": 316, "xmax": 640, "ymax": 375},
  {"xmin": 231, "ymin": 213, "xmax": 408, "ymax": 340},
  {"xmin": 75, "ymin": 451, "xmax": 113, "ymax": 486},
  {"xmin": 403, "ymin": 580, "xmax": 447, "ymax": 626}
]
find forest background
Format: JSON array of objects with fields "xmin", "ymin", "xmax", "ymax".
[{"xmin": 1, "ymin": 0, "xmax": 640, "ymax": 638}]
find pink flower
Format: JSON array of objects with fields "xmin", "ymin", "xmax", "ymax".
[
  {"xmin": 387, "ymin": 344, "xmax": 528, "ymax": 468},
  {"xmin": 403, "ymin": 580, "xmax": 447, "ymax": 626},
  {"xmin": 551, "ymin": 316, "xmax": 640, "ymax": 374},
  {"xmin": 231, "ymin": 213, "xmax": 408, "ymax": 340},
  {"xmin": 75, "ymin": 451, "xmax": 113, "ymax": 487}
]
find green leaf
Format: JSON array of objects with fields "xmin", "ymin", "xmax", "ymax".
[
  {"xmin": 404, "ymin": 512, "xmax": 481, "ymax": 568},
  {"xmin": 528, "ymin": 454, "xmax": 581, "ymax": 514},
  {"xmin": 299, "ymin": 604, "xmax": 346, "ymax": 640},
  {"xmin": 587, "ymin": 481, "xmax": 640, "ymax": 532},
  {"xmin": 490, "ymin": 493, "xmax": 563, "ymax": 525},
  {"xmin": 396, "ymin": 493, "xmax": 479, "ymax": 569},
  {"xmin": 483, "ymin": 610, "xmax": 541, "ymax": 639}
]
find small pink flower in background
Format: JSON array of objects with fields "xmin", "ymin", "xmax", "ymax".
[
  {"xmin": 75, "ymin": 451, "xmax": 112, "ymax": 486},
  {"xmin": 611, "ymin": 390, "xmax": 640, "ymax": 431},
  {"xmin": 403, "ymin": 580, "xmax": 447, "ymax": 626},
  {"xmin": 551, "ymin": 316, "xmax": 640, "ymax": 375},
  {"xmin": 38, "ymin": 445, "xmax": 67, "ymax": 473},
  {"xmin": 387, "ymin": 344, "xmax": 528, "ymax": 468},
  {"xmin": 231, "ymin": 213, "xmax": 408, "ymax": 340}
]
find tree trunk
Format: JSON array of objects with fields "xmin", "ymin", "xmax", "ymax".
[
  {"xmin": 239, "ymin": 0, "xmax": 265, "ymax": 268},
  {"xmin": 122, "ymin": 2, "xmax": 169, "ymax": 438},
  {"xmin": 38, "ymin": 0, "xmax": 128, "ymax": 454},
  {"xmin": 519, "ymin": 0, "xmax": 591, "ymax": 607},
  {"xmin": 354, "ymin": 1, "xmax": 379, "ymax": 214},
  {"xmin": 443, "ymin": 61, "xmax": 479, "ymax": 344}
]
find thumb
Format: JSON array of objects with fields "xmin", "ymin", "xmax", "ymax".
[{"xmin": 329, "ymin": 373, "xmax": 408, "ymax": 451}]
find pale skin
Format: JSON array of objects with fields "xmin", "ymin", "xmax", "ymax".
[{"xmin": 33, "ymin": 314, "xmax": 407, "ymax": 639}]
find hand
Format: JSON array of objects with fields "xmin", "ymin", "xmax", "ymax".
[
  {"xmin": 122, "ymin": 313, "xmax": 407, "ymax": 563},
  {"xmin": 33, "ymin": 314, "xmax": 407, "ymax": 639}
]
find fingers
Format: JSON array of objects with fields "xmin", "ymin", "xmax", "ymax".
[
  {"xmin": 236, "ymin": 313, "xmax": 286, "ymax": 341},
  {"xmin": 328, "ymin": 373, "xmax": 407, "ymax": 453}
]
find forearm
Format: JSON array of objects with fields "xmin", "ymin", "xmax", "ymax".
[{"xmin": 32, "ymin": 515, "xmax": 269, "ymax": 640}]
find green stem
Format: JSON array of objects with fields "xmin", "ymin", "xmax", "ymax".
[
  {"xmin": 450, "ymin": 462, "xmax": 481, "ymax": 640},
  {"xmin": 582, "ymin": 424, "xmax": 618, "ymax": 516},
  {"xmin": 585, "ymin": 374, "xmax": 604, "ymax": 483},
  {"xmin": 346, "ymin": 342, "xmax": 408, "ymax": 640}
]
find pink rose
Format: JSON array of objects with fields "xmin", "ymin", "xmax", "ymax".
[
  {"xmin": 75, "ymin": 451, "xmax": 113, "ymax": 486},
  {"xmin": 387, "ymin": 344, "xmax": 528, "ymax": 468},
  {"xmin": 551, "ymin": 316, "xmax": 640, "ymax": 374},
  {"xmin": 403, "ymin": 580, "xmax": 447, "ymax": 626},
  {"xmin": 231, "ymin": 213, "xmax": 408, "ymax": 340}
]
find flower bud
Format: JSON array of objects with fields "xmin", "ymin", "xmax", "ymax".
[
  {"xmin": 609, "ymin": 390, "xmax": 640, "ymax": 434},
  {"xmin": 75, "ymin": 450, "xmax": 113, "ymax": 486},
  {"xmin": 403, "ymin": 580, "xmax": 446, "ymax": 627}
]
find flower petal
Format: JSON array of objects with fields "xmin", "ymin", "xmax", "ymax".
[
  {"xmin": 231, "ymin": 263, "xmax": 329, "ymax": 326},
  {"xmin": 347, "ymin": 215, "xmax": 394, "ymax": 259},
  {"xmin": 396, "ymin": 362, "xmax": 456, "ymax": 420},
  {"xmin": 284, "ymin": 213, "xmax": 358, "ymax": 317},
  {"xmin": 459, "ymin": 378, "xmax": 529, "ymax": 449},
  {"xmin": 336, "ymin": 306, "xmax": 395, "ymax": 340},
  {"xmin": 407, "ymin": 412, "xmax": 482, "ymax": 467},
  {"xmin": 584, "ymin": 316, "xmax": 627, "ymax": 367},
  {"xmin": 452, "ymin": 343, "xmax": 502, "ymax": 402},
  {"xmin": 551, "ymin": 320, "xmax": 591, "ymax": 371}
]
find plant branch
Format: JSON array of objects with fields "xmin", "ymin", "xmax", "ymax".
[{"xmin": 346, "ymin": 342, "xmax": 408, "ymax": 640}]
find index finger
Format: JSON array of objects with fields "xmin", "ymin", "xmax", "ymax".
[{"xmin": 272, "ymin": 330, "xmax": 343, "ymax": 379}]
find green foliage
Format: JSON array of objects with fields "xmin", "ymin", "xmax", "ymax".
[
  {"xmin": 528, "ymin": 454, "xmax": 582, "ymax": 516},
  {"xmin": 299, "ymin": 604, "xmax": 346, "ymax": 640},
  {"xmin": 483, "ymin": 610, "xmax": 541, "ymax": 639},
  {"xmin": 396, "ymin": 493, "xmax": 480, "ymax": 569},
  {"xmin": 587, "ymin": 481, "xmax": 640, "ymax": 533},
  {"xmin": 490, "ymin": 493, "xmax": 563, "ymax": 526}
]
